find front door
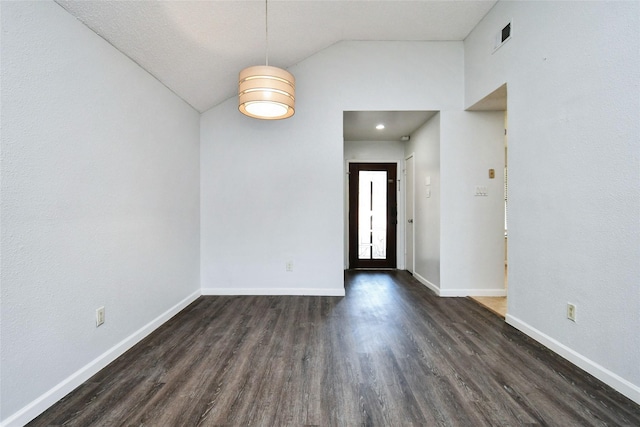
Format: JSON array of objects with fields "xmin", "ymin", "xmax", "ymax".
[{"xmin": 348, "ymin": 163, "xmax": 397, "ymax": 268}]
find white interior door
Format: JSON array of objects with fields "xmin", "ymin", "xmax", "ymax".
[{"xmin": 405, "ymin": 155, "xmax": 415, "ymax": 273}]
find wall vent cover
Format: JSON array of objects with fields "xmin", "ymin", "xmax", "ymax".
[
  {"xmin": 494, "ymin": 21, "xmax": 512, "ymax": 52},
  {"xmin": 501, "ymin": 23, "xmax": 511, "ymax": 43}
]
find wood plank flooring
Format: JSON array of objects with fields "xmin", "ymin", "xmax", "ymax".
[
  {"xmin": 470, "ymin": 296, "xmax": 507, "ymax": 318},
  {"xmin": 29, "ymin": 270, "xmax": 640, "ymax": 426}
]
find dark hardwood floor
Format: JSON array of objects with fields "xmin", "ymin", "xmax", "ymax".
[{"xmin": 29, "ymin": 271, "xmax": 640, "ymax": 426}]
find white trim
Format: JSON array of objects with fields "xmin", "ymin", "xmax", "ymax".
[
  {"xmin": 412, "ymin": 272, "xmax": 506, "ymax": 298},
  {"xmin": 440, "ymin": 288, "xmax": 507, "ymax": 297},
  {"xmin": 506, "ymin": 314, "xmax": 640, "ymax": 405},
  {"xmin": 413, "ymin": 272, "xmax": 440, "ymax": 295},
  {"xmin": 346, "ymin": 158, "xmax": 403, "ymax": 165},
  {"xmin": 1, "ymin": 290, "xmax": 201, "ymax": 427},
  {"xmin": 202, "ymin": 287, "xmax": 346, "ymax": 297}
]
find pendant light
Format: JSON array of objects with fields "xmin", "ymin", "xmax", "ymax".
[{"xmin": 238, "ymin": 0, "xmax": 295, "ymax": 120}]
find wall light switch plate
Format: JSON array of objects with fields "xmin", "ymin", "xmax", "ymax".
[
  {"xmin": 96, "ymin": 307, "xmax": 105, "ymax": 327},
  {"xmin": 475, "ymin": 186, "xmax": 488, "ymax": 196},
  {"xmin": 567, "ymin": 303, "xmax": 576, "ymax": 322}
]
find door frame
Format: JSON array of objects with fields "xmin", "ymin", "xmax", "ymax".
[
  {"xmin": 405, "ymin": 153, "xmax": 415, "ymax": 274},
  {"xmin": 347, "ymin": 162, "xmax": 398, "ymax": 269}
]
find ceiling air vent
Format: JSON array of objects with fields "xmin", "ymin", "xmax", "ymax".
[{"xmin": 494, "ymin": 21, "xmax": 512, "ymax": 52}]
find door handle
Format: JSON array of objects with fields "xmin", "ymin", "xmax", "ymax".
[{"xmin": 408, "ymin": 219, "xmax": 413, "ymax": 223}]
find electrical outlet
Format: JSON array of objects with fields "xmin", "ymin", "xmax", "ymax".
[
  {"xmin": 286, "ymin": 261, "xmax": 293, "ymax": 272},
  {"xmin": 567, "ymin": 303, "xmax": 576, "ymax": 322},
  {"xmin": 96, "ymin": 306, "xmax": 105, "ymax": 327}
]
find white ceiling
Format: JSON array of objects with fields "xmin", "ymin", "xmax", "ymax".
[
  {"xmin": 344, "ymin": 111, "xmax": 438, "ymax": 141},
  {"xmin": 468, "ymin": 83, "xmax": 507, "ymax": 111},
  {"xmin": 55, "ymin": 0, "xmax": 497, "ymax": 113}
]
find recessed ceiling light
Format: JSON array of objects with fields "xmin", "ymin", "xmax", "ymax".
[{"xmin": 376, "ymin": 124, "xmax": 385, "ymax": 130}]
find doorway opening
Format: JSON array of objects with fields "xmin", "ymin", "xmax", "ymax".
[
  {"xmin": 467, "ymin": 83, "xmax": 508, "ymax": 318},
  {"xmin": 348, "ymin": 163, "xmax": 397, "ymax": 268}
]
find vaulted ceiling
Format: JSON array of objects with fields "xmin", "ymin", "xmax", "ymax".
[{"xmin": 55, "ymin": 1, "xmax": 497, "ymax": 113}]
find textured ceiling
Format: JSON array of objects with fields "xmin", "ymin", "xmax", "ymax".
[{"xmin": 55, "ymin": 0, "xmax": 497, "ymax": 113}]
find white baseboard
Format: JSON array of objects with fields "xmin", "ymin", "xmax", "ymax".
[
  {"xmin": 506, "ymin": 314, "xmax": 640, "ymax": 405},
  {"xmin": 441, "ymin": 288, "xmax": 507, "ymax": 297},
  {"xmin": 201, "ymin": 287, "xmax": 346, "ymax": 297},
  {"xmin": 2, "ymin": 290, "xmax": 201, "ymax": 427},
  {"xmin": 411, "ymin": 273, "xmax": 507, "ymax": 298},
  {"xmin": 413, "ymin": 272, "xmax": 441, "ymax": 295}
]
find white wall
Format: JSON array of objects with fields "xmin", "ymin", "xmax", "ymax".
[
  {"xmin": 403, "ymin": 115, "xmax": 441, "ymax": 288},
  {"xmin": 200, "ymin": 41, "xmax": 464, "ymax": 296},
  {"xmin": 465, "ymin": 1, "xmax": 640, "ymax": 402},
  {"xmin": 343, "ymin": 140, "xmax": 406, "ymax": 270},
  {"xmin": 344, "ymin": 140, "xmax": 406, "ymax": 162},
  {"xmin": 440, "ymin": 111, "xmax": 505, "ymax": 296},
  {"xmin": 403, "ymin": 111, "xmax": 504, "ymax": 297},
  {"xmin": 0, "ymin": 2, "xmax": 201, "ymax": 424}
]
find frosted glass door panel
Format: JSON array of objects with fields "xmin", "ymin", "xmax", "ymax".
[{"xmin": 358, "ymin": 171, "xmax": 387, "ymax": 260}]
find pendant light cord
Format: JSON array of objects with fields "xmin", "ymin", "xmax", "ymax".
[{"xmin": 265, "ymin": 0, "xmax": 269, "ymax": 66}]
